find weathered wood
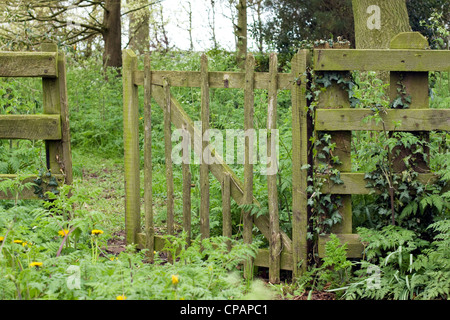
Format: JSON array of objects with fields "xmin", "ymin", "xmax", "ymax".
[
  {"xmin": 291, "ymin": 50, "xmax": 309, "ymax": 277},
  {"xmin": 321, "ymin": 172, "xmax": 438, "ymax": 194},
  {"xmin": 182, "ymin": 152, "xmax": 192, "ymax": 245},
  {"xmin": 144, "ymin": 54, "xmax": 154, "ymax": 261},
  {"xmin": 222, "ymin": 172, "xmax": 232, "ymax": 251},
  {"xmin": 149, "ymin": 84, "xmax": 293, "ymax": 252},
  {"xmin": 133, "ymin": 70, "xmax": 293, "ymax": 90},
  {"xmin": 314, "ymin": 49, "xmax": 450, "ymax": 72},
  {"xmin": 243, "ymin": 53, "xmax": 255, "ymax": 279},
  {"xmin": 0, "ymin": 174, "xmax": 64, "ymax": 200},
  {"xmin": 267, "ymin": 53, "xmax": 281, "ymax": 284},
  {"xmin": 56, "ymin": 51, "xmax": 73, "ymax": 185},
  {"xmin": 0, "ymin": 51, "xmax": 58, "ymax": 78},
  {"xmin": 200, "ymin": 54, "xmax": 210, "ymax": 240},
  {"xmin": 41, "ymin": 43, "xmax": 63, "ymax": 176},
  {"xmin": 122, "ymin": 49, "xmax": 141, "ymax": 245},
  {"xmin": 163, "ymin": 78, "xmax": 175, "ymax": 237},
  {"xmin": 253, "ymin": 249, "xmax": 293, "ymax": 271},
  {"xmin": 318, "ymin": 234, "xmax": 364, "ymax": 258},
  {"xmin": 390, "ymin": 33, "xmax": 431, "ymax": 174},
  {"xmin": 315, "ymin": 109, "xmax": 450, "ymax": 131},
  {"xmin": 0, "ymin": 115, "xmax": 61, "ymax": 140}
]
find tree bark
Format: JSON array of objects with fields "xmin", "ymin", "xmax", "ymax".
[
  {"xmin": 352, "ymin": 0, "xmax": 411, "ymax": 49},
  {"xmin": 236, "ymin": 0, "xmax": 247, "ymax": 69},
  {"xmin": 103, "ymin": 0, "xmax": 122, "ymax": 69}
]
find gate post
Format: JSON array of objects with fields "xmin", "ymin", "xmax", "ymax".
[
  {"xmin": 291, "ymin": 50, "xmax": 309, "ymax": 277},
  {"xmin": 123, "ymin": 49, "xmax": 140, "ymax": 245}
]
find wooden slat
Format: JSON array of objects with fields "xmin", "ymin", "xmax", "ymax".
[
  {"xmin": 122, "ymin": 49, "xmax": 141, "ymax": 245},
  {"xmin": 200, "ymin": 54, "xmax": 210, "ymax": 240},
  {"xmin": 267, "ymin": 53, "xmax": 281, "ymax": 284},
  {"xmin": 0, "ymin": 115, "xmax": 61, "ymax": 140},
  {"xmin": 318, "ymin": 234, "xmax": 364, "ymax": 258},
  {"xmin": 314, "ymin": 49, "xmax": 450, "ymax": 72},
  {"xmin": 243, "ymin": 53, "xmax": 255, "ymax": 279},
  {"xmin": 222, "ymin": 173, "xmax": 232, "ymax": 251},
  {"xmin": 133, "ymin": 70, "xmax": 292, "ymax": 90},
  {"xmin": 144, "ymin": 54, "xmax": 154, "ymax": 261},
  {"xmin": 0, "ymin": 174, "xmax": 64, "ymax": 200},
  {"xmin": 163, "ymin": 78, "xmax": 175, "ymax": 237},
  {"xmin": 182, "ymin": 142, "xmax": 192, "ymax": 245},
  {"xmin": 0, "ymin": 51, "xmax": 58, "ymax": 78},
  {"xmin": 321, "ymin": 172, "xmax": 439, "ymax": 194},
  {"xmin": 315, "ymin": 109, "xmax": 450, "ymax": 132}
]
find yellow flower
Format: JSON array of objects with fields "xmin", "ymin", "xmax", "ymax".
[
  {"xmin": 91, "ymin": 229, "xmax": 104, "ymax": 236},
  {"xmin": 0, "ymin": 236, "xmax": 4, "ymax": 242},
  {"xmin": 171, "ymin": 274, "xmax": 179, "ymax": 285},
  {"xmin": 13, "ymin": 239, "xmax": 23, "ymax": 244},
  {"xmin": 22, "ymin": 241, "xmax": 32, "ymax": 247},
  {"xmin": 116, "ymin": 295, "xmax": 127, "ymax": 300},
  {"xmin": 29, "ymin": 262, "xmax": 43, "ymax": 268},
  {"xmin": 58, "ymin": 229, "xmax": 69, "ymax": 237}
]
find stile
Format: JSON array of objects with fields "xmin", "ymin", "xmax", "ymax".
[
  {"xmin": 291, "ymin": 50, "xmax": 309, "ymax": 277},
  {"xmin": 267, "ymin": 53, "xmax": 281, "ymax": 284},
  {"xmin": 200, "ymin": 54, "xmax": 210, "ymax": 240},
  {"xmin": 163, "ymin": 78, "xmax": 175, "ymax": 237},
  {"xmin": 243, "ymin": 53, "xmax": 255, "ymax": 279},
  {"xmin": 144, "ymin": 54, "xmax": 154, "ymax": 261},
  {"xmin": 222, "ymin": 172, "xmax": 232, "ymax": 251},
  {"xmin": 122, "ymin": 49, "xmax": 141, "ymax": 244}
]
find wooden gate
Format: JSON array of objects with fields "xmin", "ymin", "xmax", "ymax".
[
  {"xmin": 0, "ymin": 43, "xmax": 73, "ymax": 199},
  {"xmin": 123, "ymin": 32, "xmax": 450, "ymax": 283}
]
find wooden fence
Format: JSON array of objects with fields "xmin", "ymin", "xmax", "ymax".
[
  {"xmin": 123, "ymin": 32, "xmax": 450, "ymax": 283},
  {"xmin": 0, "ymin": 43, "xmax": 73, "ymax": 199}
]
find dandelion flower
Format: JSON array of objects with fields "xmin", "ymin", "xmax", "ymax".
[
  {"xmin": 29, "ymin": 262, "xmax": 43, "ymax": 268},
  {"xmin": 0, "ymin": 236, "xmax": 4, "ymax": 242},
  {"xmin": 22, "ymin": 241, "xmax": 32, "ymax": 247},
  {"xmin": 91, "ymin": 229, "xmax": 104, "ymax": 236},
  {"xmin": 116, "ymin": 295, "xmax": 127, "ymax": 300},
  {"xmin": 13, "ymin": 239, "xmax": 23, "ymax": 244},
  {"xmin": 171, "ymin": 274, "xmax": 179, "ymax": 285},
  {"xmin": 58, "ymin": 229, "xmax": 69, "ymax": 237}
]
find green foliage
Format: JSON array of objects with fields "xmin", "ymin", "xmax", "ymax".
[
  {"xmin": 0, "ymin": 174, "xmax": 264, "ymax": 300},
  {"xmin": 342, "ymin": 222, "xmax": 450, "ymax": 300}
]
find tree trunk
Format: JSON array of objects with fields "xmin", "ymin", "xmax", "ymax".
[
  {"xmin": 352, "ymin": 0, "xmax": 411, "ymax": 49},
  {"xmin": 236, "ymin": 0, "xmax": 247, "ymax": 69},
  {"xmin": 103, "ymin": 0, "xmax": 122, "ymax": 69}
]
